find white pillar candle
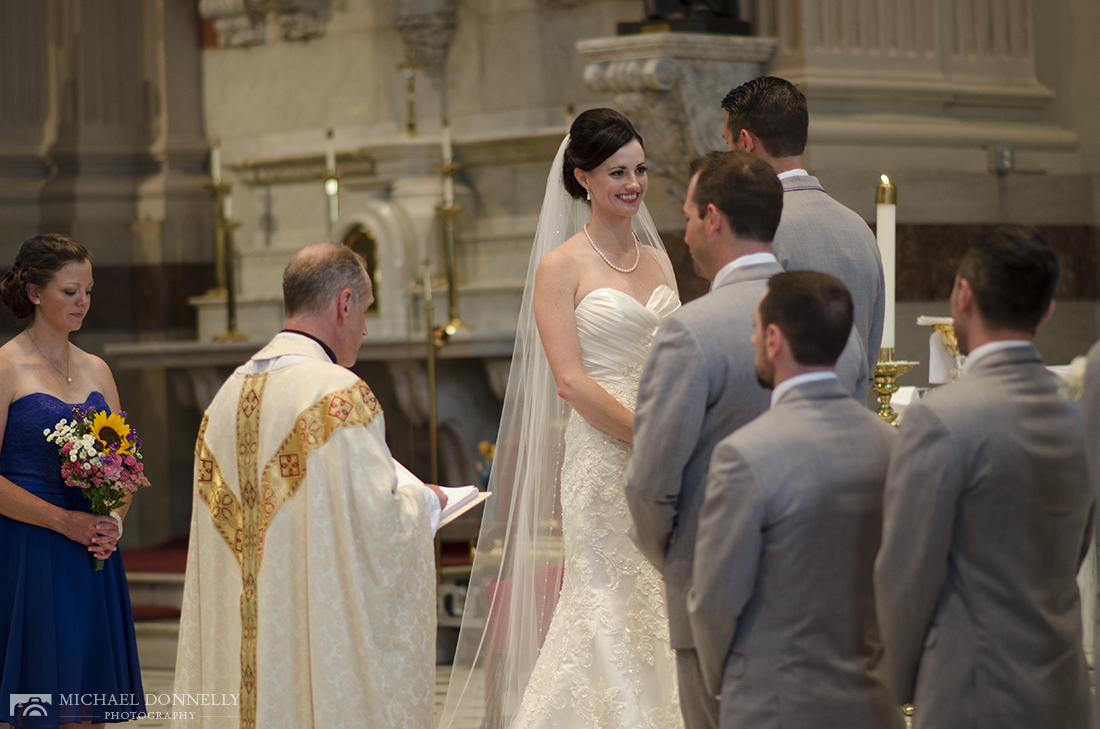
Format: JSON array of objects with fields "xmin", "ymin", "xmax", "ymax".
[
  {"xmin": 876, "ymin": 175, "xmax": 898, "ymax": 351},
  {"xmin": 325, "ymin": 129, "xmax": 336, "ymax": 175},
  {"xmin": 210, "ymin": 140, "xmax": 222, "ymax": 185},
  {"xmin": 442, "ymin": 124, "xmax": 455, "ymax": 206},
  {"xmin": 223, "ymin": 193, "xmax": 233, "ymax": 221}
]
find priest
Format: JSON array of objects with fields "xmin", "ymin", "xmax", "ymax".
[{"xmin": 174, "ymin": 242, "xmax": 446, "ymax": 729}]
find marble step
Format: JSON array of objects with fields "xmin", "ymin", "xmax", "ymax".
[{"xmin": 135, "ymin": 619, "xmax": 180, "ymax": 671}]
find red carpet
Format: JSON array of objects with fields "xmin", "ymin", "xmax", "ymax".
[{"xmin": 121, "ymin": 536, "xmax": 189, "ymax": 574}]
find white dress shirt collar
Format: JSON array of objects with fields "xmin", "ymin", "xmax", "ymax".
[
  {"xmin": 711, "ymin": 252, "xmax": 778, "ymax": 291},
  {"xmin": 961, "ymin": 339, "xmax": 1032, "ymax": 375},
  {"xmin": 770, "ymin": 371, "xmax": 837, "ymax": 408},
  {"xmin": 776, "ymin": 168, "xmax": 809, "ymax": 180}
]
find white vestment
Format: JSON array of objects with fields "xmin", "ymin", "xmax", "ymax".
[{"xmin": 173, "ymin": 333, "xmax": 437, "ymax": 729}]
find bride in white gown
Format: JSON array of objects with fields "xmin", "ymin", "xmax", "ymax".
[{"xmin": 440, "ymin": 109, "xmax": 684, "ymax": 729}]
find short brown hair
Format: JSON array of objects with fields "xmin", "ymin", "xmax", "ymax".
[
  {"xmin": 760, "ymin": 271, "xmax": 853, "ymax": 367},
  {"xmin": 956, "ymin": 226, "xmax": 1059, "ymax": 334},
  {"xmin": 721, "ymin": 76, "xmax": 808, "ymax": 159},
  {"xmin": 282, "ymin": 243, "xmax": 370, "ymax": 318},
  {"xmin": 688, "ymin": 151, "xmax": 783, "ymax": 243}
]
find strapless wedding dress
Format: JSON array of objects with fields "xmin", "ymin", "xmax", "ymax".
[{"xmin": 510, "ymin": 284, "xmax": 684, "ymax": 729}]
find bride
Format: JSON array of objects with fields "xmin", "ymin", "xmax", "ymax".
[{"xmin": 440, "ymin": 109, "xmax": 684, "ymax": 729}]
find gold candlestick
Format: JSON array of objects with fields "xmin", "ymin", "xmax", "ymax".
[
  {"xmin": 206, "ymin": 182, "xmax": 246, "ymax": 342},
  {"xmin": 873, "ymin": 347, "xmax": 918, "ymax": 426},
  {"xmin": 398, "ymin": 58, "xmax": 424, "ymax": 137},
  {"xmin": 434, "ymin": 160, "xmax": 466, "ymax": 340}
]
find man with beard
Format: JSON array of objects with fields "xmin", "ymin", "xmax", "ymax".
[
  {"xmin": 874, "ymin": 227, "xmax": 1093, "ymax": 729},
  {"xmin": 687, "ymin": 271, "xmax": 900, "ymax": 729}
]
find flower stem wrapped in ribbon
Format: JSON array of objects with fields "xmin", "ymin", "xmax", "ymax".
[{"xmin": 44, "ymin": 407, "xmax": 151, "ymax": 571}]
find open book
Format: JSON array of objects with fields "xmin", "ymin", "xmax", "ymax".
[{"xmin": 394, "ymin": 462, "xmax": 491, "ymax": 531}]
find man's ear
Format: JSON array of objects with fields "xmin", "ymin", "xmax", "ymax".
[
  {"xmin": 953, "ymin": 277, "xmax": 975, "ymax": 315},
  {"xmin": 334, "ymin": 288, "xmax": 354, "ymax": 325},
  {"xmin": 765, "ymin": 322, "xmax": 785, "ymax": 360},
  {"xmin": 705, "ymin": 203, "xmax": 723, "ymax": 239},
  {"xmin": 739, "ymin": 128, "xmax": 755, "ymax": 154},
  {"xmin": 1037, "ymin": 298, "xmax": 1056, "ymax": 327}
]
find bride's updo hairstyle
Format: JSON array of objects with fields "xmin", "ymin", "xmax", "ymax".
[
  {"xmin": 0, "ymin": 234, "xmax": 90, "ymax": 319},
  {"xmin": 562, "ymin": 109, "xmax": 644, "ymax": 203}
]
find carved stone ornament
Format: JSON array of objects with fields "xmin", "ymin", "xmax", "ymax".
[
  {"xmin": 578, "ymin": 33, "xmax": 776, "ymax": 185},
  {"xmin": 394, "ymin": 0, "xmax": 458, "ymax": 76},
  {"xmin": 199, "ymin": 0, "xmax": 330, "ymax": 47}
]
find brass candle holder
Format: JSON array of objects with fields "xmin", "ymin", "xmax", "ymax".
[
  {"xmin": 206, "ymin": 182, "xmax": 246, "ymax": 342},
  {"xmin": 398, "ymin": 58, "xmax": 424, "ymax": 137},
  {"xmin": 873, "ymin": 347, "xmax": 918, "ymax": 426},
  {"xmin": 435, "ymin": 160, "xmax": 466, "ymax": 340}
]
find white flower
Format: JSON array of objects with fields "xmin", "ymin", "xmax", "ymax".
[
  {"xmin": 70, "ymin": 453, "xmax": 77, "ymax": 462},
  {"xmin": 83, "ymin": 463, "xmax": 91, "ymax": 470},
  {"xmin": 43, "ymin": 428, "xmax": 50, "ymax": 436}
]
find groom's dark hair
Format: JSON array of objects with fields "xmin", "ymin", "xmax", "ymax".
[
  {"xmin": 688, "ymin": 151, "xmax": 783, "ymax": 243},
  {"xmin": 760, "ymin": 271, "xmax": 853, "ymax": 367},
  {"xmin": 721, "ymin": 76, "xmax": 808, "ymax": 158}
]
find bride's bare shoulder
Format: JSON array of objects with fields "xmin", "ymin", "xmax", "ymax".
[{"xmin": 535, "ymin": 233, "xmax": 589, "ymax": 280}]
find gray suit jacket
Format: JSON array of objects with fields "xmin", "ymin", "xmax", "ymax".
[
  {"xmin": 875, "ymin": 345, "xmax": 1093, "ymax": 729},
  {"xmin": 688, "ymin": 378, "xmax": 902, "ymax": 729},
  {"xmin": 775, "ymin": 175, "xmax": 885, "ymax": 383},
  {"xmin": 626, "ymin": 259, "xmax": 867, "ymax": 650}
]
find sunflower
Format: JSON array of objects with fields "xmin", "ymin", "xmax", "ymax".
[{"xmin": 91, "ymin": 411, "xmax": 132, "ymax": 455}]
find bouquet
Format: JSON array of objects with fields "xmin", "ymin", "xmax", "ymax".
[{"xmin": 44, "ymin": 407, "xmax": 151, "ymax": 571}]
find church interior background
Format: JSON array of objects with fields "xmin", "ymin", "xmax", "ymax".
[{"xmin": 1, "ymin": 0, "xmax": 1098, "ymax": 684}]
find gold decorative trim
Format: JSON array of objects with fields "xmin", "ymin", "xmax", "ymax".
[
  {"xmin": 195, "ymin": 414, "xmax": 243, "ymax": 568},
  {"xmin": 194, "ymin": 377, "xmax": 383, "ymax": 729},
  {"xmin": 236, "ymin": 373, "xmax": 268, "ymax": 729},
  {"xmin": 259, "ymin": 381, "xmax": 382, "ymax": 553}
]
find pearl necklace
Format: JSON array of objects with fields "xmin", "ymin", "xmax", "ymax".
[
  {"xmin": 27, "ymin": 330, "xmax": 71, "ymax": 383},
  {"xmin": 584, "ymin": 225, "xmax": 641, "ymax": 274}
]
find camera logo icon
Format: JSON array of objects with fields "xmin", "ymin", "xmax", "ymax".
[{"xmin": 10, "ymin": 694, "xmax": 52, "ymax": 718}]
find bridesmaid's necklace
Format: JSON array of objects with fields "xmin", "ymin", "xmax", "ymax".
[
  {"xmin": 26, "ymin": 329, "xmax": 71, "ymax": 383},
  {"xmin": 584, "ymin": 225, "xmax": 640, "ymax": 274}
]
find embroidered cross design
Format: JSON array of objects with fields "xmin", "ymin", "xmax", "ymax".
[
  {"xmin": 327, "ymin": 395, "xmax": 353, "ymax": 421},
  {"xmin": 279, "ymin": 453, "xmax": 301, "ymax": 478}
]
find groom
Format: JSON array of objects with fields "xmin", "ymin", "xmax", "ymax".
[
  {"xmin": 627, "ymin": 152, "xmax": 873, "ymax": 728},
  {"xmin": 627, "ymin": 152, "xmax": 773, "ymax": 729}
]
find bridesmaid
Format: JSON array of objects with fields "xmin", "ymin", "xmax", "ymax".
[{"xmin": 0, "ymin": 235, "xmax": 145, "ymax": 728}]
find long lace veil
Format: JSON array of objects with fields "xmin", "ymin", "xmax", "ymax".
[{"xmin": 438, "ymin": 134, "xmax": 676, "ymax": 729}]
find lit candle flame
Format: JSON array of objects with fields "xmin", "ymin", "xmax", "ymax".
[{"xmin": 881, "ymin": 174, "xmax": 890, "ymax": 185}]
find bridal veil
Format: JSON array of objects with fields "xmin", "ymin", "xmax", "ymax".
[{"xmin": 439, "ymin": 134, "xmax": 676, "ymax": 728}]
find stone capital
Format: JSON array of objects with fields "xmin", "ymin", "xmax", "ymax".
[{"xmin": 578, "ymin": 33, "xmax": 775, "ymax": 184}]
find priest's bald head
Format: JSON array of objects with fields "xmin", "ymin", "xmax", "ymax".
[{"xmin": 282, "ymin": 242, "xmax": 373, "ymax": 367}]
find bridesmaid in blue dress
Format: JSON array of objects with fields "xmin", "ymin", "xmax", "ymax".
[{"xmin": 0, "ymin": 235, "xmax": 144, "ymax": 728}]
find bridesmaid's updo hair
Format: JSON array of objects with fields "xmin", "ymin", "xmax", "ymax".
[
  {"xmin": 0, "ymin": 234, "xmax": 90, "ymax": 319},
  {"xmin": 562, "ymin": 109, "xmax": 644, "ymax": 202}
]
